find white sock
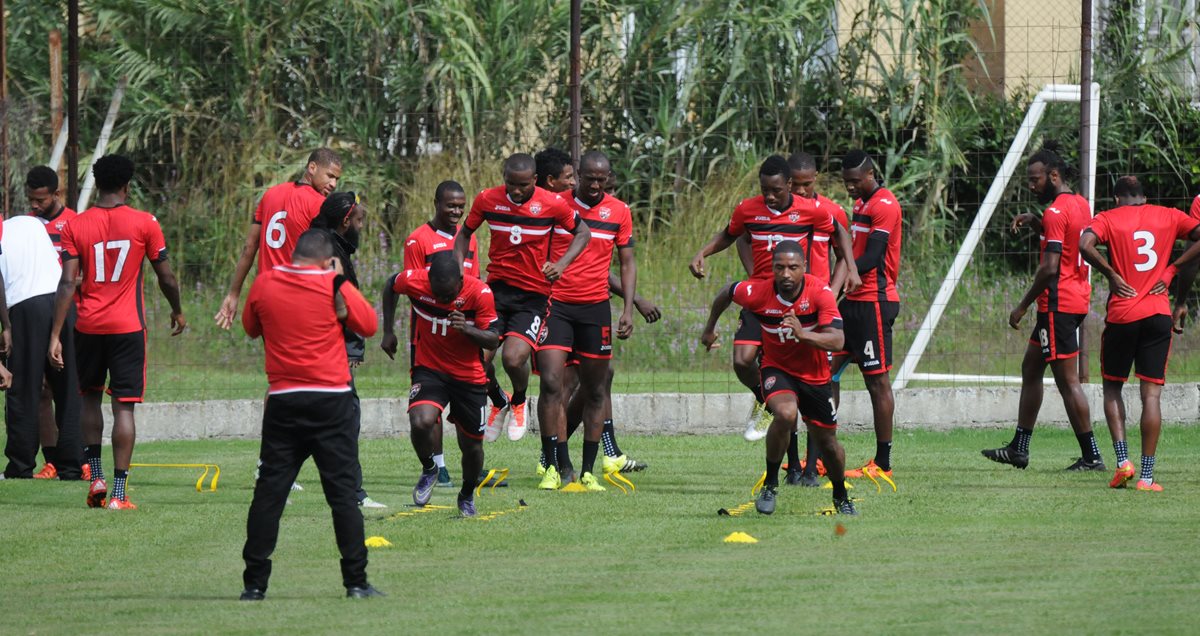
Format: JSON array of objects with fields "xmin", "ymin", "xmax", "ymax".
[{"xmin": 433, "ymin": 454, "xmax": 446, "ymax": 468}]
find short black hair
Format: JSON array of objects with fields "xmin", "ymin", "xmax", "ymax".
[
  {"xmin": 759, "ymin": 155, "xmax": 791, "ymax": 180},
  {"xmin": 504, "ymin": 153, "xmax": 536, "ymax": 176},
  {"xmin": 580, "ymin": 150, "xmax": 610, "ymax": 172},
  {"xmin": 312, "ymin": 191, "xmax": 358, "ymax": 230},
  {"xmin": 534, "ymin": 148, "xmax": 571, "ymax": 186},
  {"xmin": 841, "ymin": 149, "xmax": 873, "ymax": 172},
  {"xmin": 428, "ymin": 251, "xmax": 461, "ymax": 286},
  {"xmin": 308, "ymin": 147, "xmax": 342, "ymax": 168},
  {"xmin": 435, "ymin": 180, "xmax": 465, "ymax": 203},
  {"xmin": 1114, "ymin": 175, "xmax": 1144, "ymax": 199},
  {"xmin": 787, "ymin": 152, "xmax": 817, "ymax": 173},
  {"xmin": 293, "ymin": 228, "xmax": 334, "ymax": 260},
  {"xmin": 1028, "ymin": 142, "xmax": 1069, "ymax": 176},
  {"xmin": 26, "ymin": 166, "xmax": 58, "ymax": 192},
  {"xmin": 93, "ymin": 155, "xmax": 135, "ymax": 193},
  {"xmin": 772, "ymin": 239, "xmax": 806, "ymax": 260}
]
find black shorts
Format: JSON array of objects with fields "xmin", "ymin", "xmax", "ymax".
[
  {"xmin": 74, "ymin": 329, "xmax": 146, "ymax": 402},
  {"xmin": 838, "ymin": 300, "xmax": 899, "ymax": 375},
  {"xmin": 760, "ymin": 367, "xmax": 837, "ymax": 429},
  {"xmin": 537, "ymin": 300, "xmax": 612, "ymax": 360},
  {"xmin": 408, "ymin": 366, "xmax": 488, "ymax": 439},
  {"xmin": 733, "ymin": 308, "xmax": 762, "ymax": 347},
  {"xmin": 1101, "ymin": 316, "xmax": 1173, "ymax": 385},
  {"xmin": 489, "ymin": 280, "xmax": 549, "ymax": 348},
  {"xmin": 1029, "ymin": 311, "xmax": 1085, "ymax": 362}
]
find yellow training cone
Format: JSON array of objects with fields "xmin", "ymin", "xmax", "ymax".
[
  {"xmin": 723, "ymin": 532, "xmax": 759, "ymax": 544},
  {"xmin": 364, "ymin": 536, "xmax": 393, "ymax": 548},
  {"xmin": 559, "ymin": 482, "xmax": 589, "ymax": 493}
]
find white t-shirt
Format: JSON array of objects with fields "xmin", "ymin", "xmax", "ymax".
[{"xmin": 1, "ymin": 216, "xmax": 62, "ymax": 308}]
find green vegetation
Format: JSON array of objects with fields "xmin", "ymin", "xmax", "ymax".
[{"xmin": 2, "ymin": 427, "xmax": 1198, "ymax": 633}]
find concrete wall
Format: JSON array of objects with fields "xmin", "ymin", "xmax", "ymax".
[{"xmin": 114, "ymin": 385, "xmax": 1199, "ymax": 442}]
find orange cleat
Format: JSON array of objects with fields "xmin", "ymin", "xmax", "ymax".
[
  {"xmin": 87, "ymin": 479, "xmax": 108, "ymax": 508},
  {"xmin": 507, "ymin": 403, "xmax": 528, "ymax": 441},
  {"xmin": 105, "ymin": 497, "xmax": 138, "ymax": 510},
  {"xmin": 1108, "ymin": 460, "xmax": 1135, "ymax": 489},
  {"xmin": 1135, "ymin": 479, "xmax": 1163, "ymax": 492},
  {"xmin": 33, "ymin": 463, "xmax": 58, "ymax": 479}
]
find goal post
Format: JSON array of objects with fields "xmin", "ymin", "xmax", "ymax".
[{"xmin": 893, "ymin": 83, "xmax": 1100, "ymax": 390}]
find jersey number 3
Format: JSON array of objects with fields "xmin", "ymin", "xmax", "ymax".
[
  {"xmin": 92, "ymin": 240, "xmax": 131, "ymax": 283},
  {"xmin": 1133, "ymin": 231, "xmax": 1157, "ymax": 272}
]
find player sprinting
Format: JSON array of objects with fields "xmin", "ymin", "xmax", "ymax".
[
  {"xmin": 982, "ymin": 145, "xmax": 1102, "ymax": 471},
  {"xmin": 452, "ymin": 153, "xmax": 591, "ymax": 443},
  {"xmin": 47, "ymin": 155, "xmax": 186, "ymax": 510},
  {"xmin": 381, "ymin": 253, "xmax": 499, "ymax": 516},
  {"xmin": 535, "ymin": 150, "xmax": 637, "ymax": 491},
  {"xmin": 829, "ymin": 150, "xmax": 901, "ymax": 481},
  {"xmin": 1079, "ymin": 176, "xmax": 1200, "ymax": 491},
  {"xmin": 701, "ymin": 241, "xmax": 855, "ymax": 516},
  {"xmin": 690, "ymin": 155, "xmax": 858, "ymax": 442}
]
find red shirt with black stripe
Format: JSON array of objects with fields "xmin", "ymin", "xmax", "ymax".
[
  {"xmin": 1037, "ymin": 192, "xmax": 1092, "ymax": 314},
  {"xmin": 253, "ymin": 181, "xmax": 326, "ymax": 272},
  {"xmin": 391, "ymin": 268, "xmax": 499, "ymax": 385},
  {"xmin": 1088, "ymin": 204, "xmax": 1198, "ymax": 324},
  {"xmin": 847, "ymin": 187, "xmax": 902, "ymax": 302},
  {"xmin": 403, "ymin": 222, "xmax": 480, "ymax": 278},
  {"xmin": 30, "ymin": 206, "xmax": 78, "ymax": 262},
  {"xmin": 548, "ymin": 193, "xmax": 634, "ymax": 304},
  {"xmin": 60, "ymin": 205, "xmax": 168, "ymax": 335},
  {"xmin": 806, "ymin": 194, "xmax": 848, "ymax": 284},
  {"xmin": 243, "ymin": 265, "xmax": 378, "ymax": 394},
  {"xmin": 727, "ymin": 195, "xmax": 836, "ymax": 282},
  {"xmin": 465, "ymin": 185, "xmax": 578, "ymax": 296},
  {"xmin": 731, "ymin": 274, "xmax": 842, "ymax": 385}
]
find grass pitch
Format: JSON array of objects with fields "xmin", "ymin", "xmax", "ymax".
[{"xmin": 3, "ymin": 426, "xmax": 1198, "ymax": 634}]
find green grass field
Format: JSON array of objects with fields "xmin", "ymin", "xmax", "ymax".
[{"xmin": 3, "ymin": 426, "xmax": 1198, "ymax": 634}]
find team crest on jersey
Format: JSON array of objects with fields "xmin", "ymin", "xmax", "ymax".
[
  {"xmin": 764, "ymin": 376, "xmax": 777, "ymax": 391},
  {"xmin": 789, "ymin": 213, "xmax": 800, "ymax": 223},
  {"xmin": 799, "ymin": 299, "xmax": 809, "ymax": 312},
  {"xmin": 454, "ymin": 297, "xmax": 466, "ymax": 309},
  {"xmin": 530, "ymin": 202, "xmax": 543, "ymax": 215},
  {"xmin": 598, "ymin": 207, "xmax": 611, "ymax": 220},
  {"xmin": 409, "ymin": 384, "xmax": 421, "ymax": 400}
]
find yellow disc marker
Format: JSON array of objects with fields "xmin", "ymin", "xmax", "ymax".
[
  {"xmin": 364, "ymin": 536, "xmax": 393, "ymax": 548},
  {"xmin": 723, "ymin": 532, "xmax": 759, "ymax": 544}
]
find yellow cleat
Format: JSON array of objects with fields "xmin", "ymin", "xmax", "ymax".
[
  {"xmin": 580, "ymin": 472, "xmax": 606, "ymax": 492},
  {"xmin": 538, "ymin": 465, "xmax": 561, "ymax": 490}
]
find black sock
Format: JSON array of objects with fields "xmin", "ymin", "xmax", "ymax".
[
  {"xmin": 751, "ymin": 385, "xmax": 764, "ymax": 403},
  {"xmin": 582, "ymin": 441, "xmax": 599, "ymax": 475},
  {"xmin": 802, "ymin": 435, "xmax": 821, "ymax": 476},
  {"xmin": 85, "ymin": 444, "xmax": 104, "ymax": 482},
  {"xmin": 832, "ymin": 480, "xmax": 848, "ymax": 501},
  {"xmin": 511, "ymin": 390, "xmax": 527, "ymax": 406},
  {"xmin": 42, "ymin": 446, "xmax": 57, "ymax": 466},
  {"xmin": 600, "ymin": 419, "xmax": 622, "ymax": 457},
  {"xmin": 765, "ymin": 459, "xmax": 782, "ymax": 487},
  {"xmin": 112, "ymin": 469, "xmax": 129, "ymax": 500},
  {"xmin": 420, "ymin": 454, "xmax": 436, "ymax": 472},
  {"xmin": 486, "ymin": 371, "xmax": 508, "ymax": 408},
  {"xmin": 1077, "ymin": 431, "xmax": 1101, "ymax": 462},
  {"xmin": 541, "ymin": 435, "xmax": 558, "ymax": 469},
  {"xmin": 1012, "ymin": 427, "xmax": 1033, "ymax": 454},
  {"xmin": 557, "ymin": 441, "xmax": 572, "ymax": 471},
  {"xmin": 786, "ymin": 432, "xmax": 800, "ymax": 470},
  {"xmin": 875, "ymin": 441, "xmax": 892, "ymax": 471},
  {"xmin": 539, "ymin": 449, "xmax": 548, "ymax": 469}
]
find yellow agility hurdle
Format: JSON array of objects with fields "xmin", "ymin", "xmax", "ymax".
[{"xmin": 129, "ymin": 463, "xmax": 221, "ymax": 492}]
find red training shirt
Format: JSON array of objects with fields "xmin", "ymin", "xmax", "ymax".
[
  {"xmin": 805, "ymin": 194, "xmax": 848, "ymax": 285},
  {"xmin": 1190, "ymin": 194, "xmax": 1199, "ymax": 221},
  {"xmin": 847, "ymin": 187, "xmax": 902, "ymax": 302},
  {"xmin": 465, "ymin": 185, "xmax": 578, "ymax": 296},
  {"xmin": 403, "ymin": 222, "xmax": 480, "ymax": 278},
  {"xmin": 549, "ymin": 193, "xmax": 634, "ymax": 304},
  {"xmin": 1088, "ymin": 204, "xmax": 1199, "ymax": 324},
  {"xmin": 391, "ymin": 268, "xmax": 498, "ymax": 385},
  {"xmin": 60, "ymin": 205, "xmax": 168, "ymax": 335},
  {"xmin": 726, "ymin": 195, "xmax": 836, "ymax": 282},
  {"xmin": 1037, "ymin": 192, "xmax": 1092, "ymax": 314},
  {"xmin": 31, "ymin": 206, "xmax": 78, "ymax": 262},
  {"xmin": 243, "ymin": 265, "xmax": 378, "ymax": 394},
  {"xmin": 731, "ymin": 274, "xmax": 843, "ymax": 385},
  {"xmin": 253, "ymin": 182, "xmax": 326, "ymax": 272}
]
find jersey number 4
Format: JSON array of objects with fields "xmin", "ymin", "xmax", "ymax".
[{"xmin": 92, "ymin": 240, "xmax": 131, "ymax": 283}]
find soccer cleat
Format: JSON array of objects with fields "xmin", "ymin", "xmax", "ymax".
[
  {"xmin": 536, "ymin": 462, "xmax": 547, "ymax": 477},
  {"xmin": 1065, "ymin": 457, "xmax": 1106, "ymax": 472},
  {"xmin": 743, "ymin": 402, "xmax": 770, "ymax": 442},
  {"xmin": 105, "ymin": 497, "xmax": 137, "ymax": 510},
  {"xmin": 507, "ymin": 403, "xmax": 528, "ymax": 441},
  {"xmin": 358, "ymin": 496, "xmax": 387, "ymax": 509},
  {"xmin": 784, "ymin": 469, "xmax": 805, "ymax": 486},
  {"xmin": 1108, "ymin": 460, "xmax": 1135, "ymax": 489},
  {"xmin": 81, "ymin": 464, "xmax": 92, "ymax": 481},
  {"xmin": 834, "ymin": 497, "xmax": 858, "ymax": 516},
  {"xmin": 87, "ymin": 479, "xmax": 108, "ymax": 508},
  {"xmin": 457, "ymin": 495, "xmax": 477, "ymax": 518},
  {"xmin": 1135, "ymin": 479, "xmax": 1163, "ymax": 492},
  {"xmin": 239, "ymin": 588, "xmax": 266, "ymax": 601},
  {"xmin": 435, "ymin": 466, "xmax": 455, "ymax": 488},
  {"xmin": 755, "ymin": 485, "xmax": 777, "ymax": 515},
  {"xmin": 412, "ymin": 469, "xmax": 438, "ymax": 506},
  {"xmin": 485, "ymin": 396, "xmax": 510, "ymax": 443},
  {"xmin": 602, "ymin": 454, "xmax": 647, "ymax": 474},
  {"xmin": 579, "ymin": 472, "xmax": 606, "ymax": 492},
  {"xmin": 346, "ymin": 585, "xmax": 386, "ymax": 599},
  {"xmin": 981, "ymin": 446, "xmax": 1029, "ymax": 469},
  {"xmin": 538, "ymin": 465, "xmax": 562, "ymax": 490},
  {"xmin": 798, "ymin": 472, "xmax": 822, "ymax": 488},
  {"xmin": 33, "ymin": 463, "xmax": 58, "ymax": 479}
]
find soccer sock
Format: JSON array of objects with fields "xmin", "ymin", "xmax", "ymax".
[
  {"xmin": 86, "ymin": 445, "xmax": 104, "ymax": 482},
  {"xmin": 511, "ymin": 390, "xmax": 527, "ymax": 406},
  {"xmin": 831, "ymin": 479, "xmax": 848, "ymax": 501},
  {"xmin": 539, "ymin": 450, "xmax": 548, "ymax": 468},
  {"xmin": 540, "ymin": 435, "xmax": 558, "ymax": 470},
  {"xmin": 433, "ymin": 454, "xmax": 446, "ymax": 469},
  {"xmin": 601, "ymin": 419, "xmax": 622, "ymax": 457},
  {"xmin": 112, "ymin": 469, "xmax": 128, "ymax": 501},
  {"xmin": 1077, "ymin": 431, "xmax": 1101, "ymax": 462},
  {"xmin": 582, "ymin": 441, "xmax": 599, "ymax": 475},
  {"xmin": 1114, "ymin": 440, "xmax": 1129, "ymax": 465},
  {"xmin": 765, "ymin": 459, "xmax": 782, "ymax": 487},
  {"xmin": 486, "ymin": 372, "xmax": 508, "ymax": 408},
  {"xmin": 42, "ymin": 446, "xmax": 57, "ymax": 466},
  {"xmin": 875, "ymin": 441, "xmax": 893, "ymax": 471},
  {"xmin": 419, "ymin": 454, "xmax": 436, "ymax": 472},
  {"xmin": 802, "ymin": 435, "xmax": 821, "ymax": 476},
  {"xmin": 557, "ymin": 442, "xmax": 573, "ymax": 471},
  {"xmin": 1012, "ymin": 427, "xmax": 1033, "ymax": 454},
  {"xmin": 751, "ymin": 385, "xmax": 764, "ymax": 404},
  {"xmin": 460, "ymin": 444, "xmax": 482, "ymax": 498},
  {"xmin": 1139, "ymin": 455, "xmax": 1156, "ymax": 483},
  {"xmin": 786, "ymin": 432, "xmax": 801, "ymax": 470}
]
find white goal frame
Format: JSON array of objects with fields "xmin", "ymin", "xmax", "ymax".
[{"xmin": 893, "ymin": 83, "xmax": 1100, "ymax": 389}]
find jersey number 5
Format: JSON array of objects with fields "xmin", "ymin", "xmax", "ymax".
[
  {"xmin": 92, "ymin": 240, "xmax": 131, "ymax": 283},
  {"xmin": 1133, "ymin": 231, "xmax": 1157, "ymax": 272},
  {"xmin": 266, "ymin": 211, "xmax": 288, "ymax": 249}
]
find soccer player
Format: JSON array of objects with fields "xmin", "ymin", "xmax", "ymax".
[
  {"xmin": 452, "ymin": 153, "xmax": 591, "ymax": 443},
  {"xmin": 239, "ymin": 229, "xmax": 381, "ymax": 600},
  {"xmin": 981, "ymin": 145, "xmax": 1102, "ymax": 471},
  {"xmin": 690, "ymin": 155, "xmax": 857, "ymax": 441},
  {"xmin": 47, "ymin": 155, "xmax": 186, "ymax": 510},
  {"xmin": 1079, "ymin": 176, "xmax": 1200, "ymax": 491},
  {"xmin": 381, "ymin": 253, "xmax": 498, "ymax": 515},
  {"xmin": 829, "ymin": 150, "xmax": 901, "ymax": 481},
  {"xmin": 215, "ymin": 148, "xmax": 341, "ymax": 329},
  {"xmin": 21, "ymin": 165, "xmax": 84, "ymax": 480},
  {"xmin": 535, "ymin": 150, "xmax": 637, "ymax": 490},
  {"xmin": 700, "ymin": 241, "xmax": 855, "ymax": 516}
]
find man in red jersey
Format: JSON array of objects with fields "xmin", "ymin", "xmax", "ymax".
[
  {"xmin": 215, "ymin": 148, "xmax": 342, "ymax": 329},
  {"xmin": 452, "ymin": 153, "xmax": 590, "ymax": 442},
  {"xmin": 19, "ymin": 166, "xmax": 83, "ymax": 480},
  {"xmin": 829, "ymin": 150, "xmax": 901, "ymax": 482},
  {"xmin": 701, "ymin": 241, "xmax": 855, "ymax": 516},
  {"xmin": 534, "ymin": 151, "xmax": 637, "ymax": 490},
  {"xmin": 47, "ymin": 155, "xmax": 186, "ymax": 510},
  {"xmin": 982, "ymin": 145, "xmax": 1103, "ymax": 472},
  {"xmin": 381, "ymin": 253, "xmax": 499, "ymax": 515},
  {"xmin": 239, "ymin": 229, "xmax": 381, "ymax": 601},
  {"xmin": 691, "ymin": 156, "xmax": 857, "ymax": 442},
  {"xmin": 1079, "ymin": 176, "xmax": 1200, "ymax": 492}
]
